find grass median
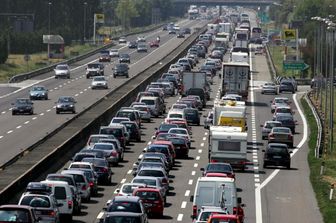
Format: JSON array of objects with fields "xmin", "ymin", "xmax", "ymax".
[{"xmin": 301, "ymin": 96, "xmax": 336, "ymax": 223}]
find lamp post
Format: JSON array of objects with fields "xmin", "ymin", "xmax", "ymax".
[
  {"xmin": 48, "ymin": 2, "xmax": 52, "ymax": 59},
  {"xmin": 83, "ymin": 2, "xmax": 87, "ymax": 43}
]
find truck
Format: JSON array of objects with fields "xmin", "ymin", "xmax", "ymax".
[
  {"xmin": 214, "ymin": 32, "xmax": 230, "ymax": 48},
  {"xmin": 208, "ymin": 126, "xmax": 248, "ymax": 170},
  {"xmin": 188, "ymin": 5, "xmax": 199, "ymax": 20},
  {"xmin": 230, "ymin": 52, "xmax": 249, "ymax": 63},
  {"xmin": 181, "ymin": 71, "xmax": 206, "ymax": 96},
  {"xmin": 234, "ymin": 28, "xmax": 249, "ymax": 47},
  {"xmin": 221, "ymin": 62, "xmax": 250, "ymax": 100}
]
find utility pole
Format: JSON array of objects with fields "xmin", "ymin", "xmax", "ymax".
[
  {"xmin": 48, "ymin": 2, "xmax": 52, "ymax": 59},
  {"xmin": 83, "ymin": 2, "xmax": 87, "ymax": 43}
]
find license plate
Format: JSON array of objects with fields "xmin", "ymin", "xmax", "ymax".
[
  {"xmin": 273, "ymin": 156, "xmax": 282, "ymax": 159},
  {"xmin": 175, "ymin": 146, "xmax": 180, "ymax": 149},
  {"xmin": 145, "ymin": 203, "xmax": 152, "ymax": 207}
]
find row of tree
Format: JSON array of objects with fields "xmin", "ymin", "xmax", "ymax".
[
  {"xmin": 0, "ymin": 0, "xmax": 177, "ymax": 62},
  {"xmin": 268, "ymin": 0, "xmax": 336, "ymax": 75}
]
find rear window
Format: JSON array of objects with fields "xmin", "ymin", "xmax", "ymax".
[
  {"xmin": 141, "ymin": 99, "xmax": 155, "ymax": 105},
  {"xmin": 138, "ymin": 170, "xmax": 164, "ymax": 177},
  {"xmin": 20, "ymin": 196, "xmax": 51, "ymax": 208},
  {"xmin": 100, "ymin": 128, "xmax": 122, "ymax": 137},
  {"xmin": 47, "ymin": 176, "xmax": 73, "ymax": 186},
  {"xmin": 0, "ymin": 209, "xmax": 31, "ymax": 222},
  {"xmin": 93, "ymin": 144, "xmax": 114, "ymax": 151},
  {"xmin": 133, "ymin": 179, "xmax": 156, "ymax": 186},
  {"xmin": 135, "ymin": 191, "xmax": 160, "ymax": 200},
  {"xmin": 108, "ymin": 201, "xmax": 141, "ymax": 213},
  {"xmin": 54, "ymin": 186, "xmax": 67, "ymax": 200},
  {"xmin": 217, "ymin": 141, "xmax": 241, "ymax": 152}
]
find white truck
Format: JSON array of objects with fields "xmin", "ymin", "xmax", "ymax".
[
  {"xmin": 181, "ymin": 71, "xmax": 206, "ymax": 96},
  {"xmin": 208, "ymin": 126, "xmax": 248, "ymax": 170},
  {"xmin": 221, "ymin": 62, "xmax": 250, "ymax": 100},
  {"xmin": 234, "ymin": 28, "xmax": 249, "ymax": 48},
  {"xmin": 230, "ymin": 52, "xmax": 249, "ymax": 63},
  {"xmin": 214, "ymin": 32, "xmax": 230, "ymax": 48}
]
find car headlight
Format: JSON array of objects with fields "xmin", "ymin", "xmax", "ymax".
[{"xmin": 69, "ymin": 104, "xmax": 74, "ymax": 107}]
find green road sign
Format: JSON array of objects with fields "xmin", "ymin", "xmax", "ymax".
[{"xmin": 283, "ymin": 60, "xmax": 309, "ymax": 70}]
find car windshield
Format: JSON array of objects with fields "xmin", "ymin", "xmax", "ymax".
[
  {"xmin": 0, "ymin": 209, "xmax": 31, "ymax": 222},
  {"xmin": 112, "ymin": 118, "xmax": 129, "ymax": 123},
  {"xmin": 93, "ymin": 144, "xmax": 114, "ymax": 151},
  {"xmin": 169, "ymin": 137, "xmax": 185, "ymax": 145},
  {"xmin": 141, "ymin": 99, "xmax": 155, "ymax": 105},
  {"xmin": 268, "ymin": 147, "xmax": 288, "ymax": 155},
  {"xmin": 159, "ymin": 124, "xmax": 177, "ymax": 131},
  {"xmin": 32, "ymin": 86, "xmax": 45, "ymax": 91},
  {"xmin": 56, "ymin": 65, "xmax": 68, "ymax": 70},
  {"xmin": 82, "ymin": 158, "xmax": 106, "ymax": 166},
  {"xmin": 93, "ymin": 77, "xmax": 105, "ymax": 81},
  {"xmin": 206, "ymin": 164, "xmax": 232, "ymax": 173},
  {"xmin": 104, "ymin": 216, "xmax": 141, "ymax": 223},
  {"xmin": 133, "ymin": 179, "xmax": 156, "ymax": 186},
  {"xmin": 20, "ymin": 196, "xmax": 51, "ymax": 208},
  {"xmin": 169, "ymin": 129, "xmax": 187, "ymax": 134},
  {"xmin": 108, "ymin": 201, "xmax": 141, "ymax": 213},
  {"xmin": 117, "ymin": 111, "xmax": 134, "ymax": 119},
  {"xmin": 88, "ymin": 64, "xmax": 99, "ymax": 68},
  {"xmin": 138, "ymin": 170, "xmax": 164, "ymax": 177},
  {"xmin": 58, "ymin": 97, "xmax": 73, "ymax": 103},
  {"xmin": 273, "ymin": 128, "xmax": 291, "ymax": 133},
  {"xmin": 16, "ymin": 99, "xmax": 30, "ymax": 104},
  {"xmin": 135, "ymin": 191, "xmax": 159, "ymax": 201}
]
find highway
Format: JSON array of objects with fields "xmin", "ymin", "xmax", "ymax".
[
  {"xmin": 0, "ymin": 19, "xmax": 206, "ymax": 167},
  {"xmin": 1, "ymin": 9, "xmax": 323, "ymax": 223}
]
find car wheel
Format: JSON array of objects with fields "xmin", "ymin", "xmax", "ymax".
[
  {"xmin": 137, "ymin": 137, "xmax": 141, "ymax": 142},
  {"xmin": 72, "ymin": 110, "xmax": 76, "ymax": 114},
  {"xmin": 287, "ymin": 164, "xmax": 291, "ymax": 169},
  {"xmin": 126, "ymin": 75, "xmax": 129, "ymax": 78},
  {"xmin": 12, "ymin": 111, "xmax": 15, "ymax": 115},
  {"xmin": 263, "ymin": 163, "xmax": 267, "ymax": 168},
  {"xmin": 30, "ymin": 110, "xmax": 34, "ymax": 115},
  {"xmin": 113, "ymin": 75, "xmax": 116, "ymax": 78},
  {"xmin": 290, "ymin": 143, "xmax": 293, "ymax": 148},
  {"xmin": 56, "ymin": 110, "xmax": 60, "ymax": 114}
]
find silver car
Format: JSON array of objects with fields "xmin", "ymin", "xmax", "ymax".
[
  {"xmin": 54, "ymin": 64, "xmax": 70, "ymax": 79},
  {"xmin": 271, "ymin": 97, "xmax": 290, "ymax": 113},
  {"xmin": 132, "ymin": 105, "xmax": 152, "ymax": 123},
  {"xmin": 261, "ymin": 121, "xmax": 282, "ymax": 139},
  {"xmin": 261, "ymin": 82, "xmax": 278, "ymax": 94},
  {"xmin": 268, "ymin": 126, "xmax": 294, "ymax": 148},
  {"xmin": 91, "ymin": 142, "xmax": 119, "ymax": 166},
  {"xmin": 91, "ymin": 76, "xmax": 108, "ymax": 89}
]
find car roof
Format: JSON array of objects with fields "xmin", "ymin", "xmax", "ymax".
[
  {"xmin": 105, "ymin": 212, "xmax": 143, "ymax": 217},
  {"xmin": 113, "ymin": 195, "xmax": 140, "ymax": 202},
  {"xmin": 61, "ymin": 169, "xmax": 85, "ymax": 175},
  {"xmin": 268, "ymin": 143, "xmax": 288, "ymax": 147}
]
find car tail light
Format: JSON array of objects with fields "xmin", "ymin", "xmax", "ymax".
[
  {"xmin": 48, "ymin": 210, "xmax": 56, "ymax": 217},
  {"xmin": 162, "ymin": 178, "xmax": 168, "ymax": 185},
  {"xmin": 111, "ymin": 150, "xmax": 118, "ymax": 157},
  {"xmin": 82, "ymin": 185, "xmax": 87, "ymax": 190},
  {"xmin": 233, "ymin": 207, "xmax": 238, "ymax": 215},
  {"xmin": 192, "ymin": 205, "xmax": 197, "ymax": 218},
  {"xmin": 68, "ymin": 200, "xmax": 73, "ymax": 209},
  {"xmin": 101, "ymin": 167, "xmax": 108, "ymax": 173},
  {"xmin": 211, "ymin": 159, "xmax": 217, "ymax": 163},
  {"xmin": 89, "ymin": 182, "xmax": 94, "ymax": 188},
  {"xmin": 288, "ymin": 134, "xmax": 293, "ymax": 140}
]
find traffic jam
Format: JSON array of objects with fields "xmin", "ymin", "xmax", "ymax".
[{"xmin": 0, "ymin": 7, "xmax": 300, "ymax": 223}]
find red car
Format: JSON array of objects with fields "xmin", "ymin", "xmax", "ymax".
[
  {"xmin": 152, "ymin": 140, "xmax": 176, "ymax": 162},
  {"xmin": 133, "ymin": 187, "xmax": 164, "ymax": 217},
  {"xmin": 207, "ymin": 214, "xmax": 241, "ymax": 223},
  {"xmin": 149, "ymin": 40, "xmax": 160, "ymax": 47}
]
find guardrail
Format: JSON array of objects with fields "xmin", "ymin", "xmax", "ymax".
[
  {"xmin": 0, "ymin": 25, "xmax": 207, "ymax": 204},
  {"xmin": 8, "ymin": 22, "xmax": 170, "ymax": 83}
]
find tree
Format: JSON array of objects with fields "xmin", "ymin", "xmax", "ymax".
[
  {"xmin": 115, "ymin": 0, "xmax": 138, "ymax": 30},
  {"xmin": 0, "ymin": 35, "xmax": 8, "ymax": 64}
]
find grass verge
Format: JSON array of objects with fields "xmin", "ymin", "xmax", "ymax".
[{"xmin": 301, "ymin": 96, "xmax": 336, "ymax": 223}]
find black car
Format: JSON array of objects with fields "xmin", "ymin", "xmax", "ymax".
[
  {"xmin": 263, "ymin": 143, "xmax": 292, "ymax": 169},
  {"xmin": 184, "ymin": 108, "xmax": 200, "ymax": 125},
  {"xmin": 183, "ymin": 27, "xmax": 191, "ymax": 34},
  {"xmin": 279, "ymin": 80, "xmax": 295, "ymax": 93},
  {"xmin": 128, "ymin": 41, "xmax": 137, "ymax": 49},
  {"xmin": 177, "ymin": 32, "xmax": 185, "ymax": 38},
  {"xmin": 55, "ymin": 96, "xmax": 76, "ymax": 114},
  {"xmin": 119, "ymin": 53, "xmax": 131, "ymax": 63},
  {"xmin": 86, "ymin": 63, "xmax": 104, "ymax": 78},
  {"xmin": 200, "ymin": 163, "xmax": 235, "ymax": 178},
  {"xmin": 82, "ymin": 157, "xmax": 112, "ymax": 185},
  {"xmin": 274, "ymin": 113, "xmax": 296, "ymax": 133},
  {"xmin": 99, "ymin": 50, "xmax": 111, "ymax": 62},
  {"xmin": 120, "ymin": 121, "xmax": 141, "ymax": 142},
  {"xmin": 12, "ymin": 98, "xmax": 34, "ymax": 115},
  {"xmin": 113, "ymin": 63, "xmax": 129, "ymax": 78}
]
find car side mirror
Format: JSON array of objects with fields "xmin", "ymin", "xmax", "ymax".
[
  {"xmin": 237, "ymin": 197, "xmax": 242, "ymax": 204},
  {"xmin": 190, "ymin": 195, "xmax": 194, "ymax": 202},
  {"xmin": 260, "ymin": 124, "xmax": 263, "ymax": 127},
  {"xmin": 262, "ymin": 149, "xmax": 265, "ymax": 152},
  {"xmin": 200, "ymin": 168, "xmax": 204, "ymax": 171}
]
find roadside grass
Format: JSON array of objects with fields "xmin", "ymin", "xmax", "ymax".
[
  {"xmin": 301, "ymin": 97, "xmax": 336, "ymax": 223},
  {"xmin": 268, "ymin": 45, "xmax": 299, "ymax": 77}
]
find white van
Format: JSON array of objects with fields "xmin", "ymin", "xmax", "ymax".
[
  {"xmin": 139, "ymin": 96, "xmax": 160, "ymax": 117},
  {"xmin": 191, "ymin": 177, "xmax": 241, "ymax": 219},
  {"xmin": 40, "ymin": 180, "xmax": 74, "ymax": 220}
]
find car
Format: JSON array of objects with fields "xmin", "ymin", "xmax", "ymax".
[
  {"xmin": 74, "ymin": 168, "xmax": 98, "ymax": 196},
  {"xmin": 119, "ymin": 53, "xmax": 131, "ymax": 63},
  {"xmin": 82, "ymin": 157, "xmax": 112, "ymax": 185},
  {"xmin": 61, "ymin": 169, "xmax": 91, "ymax": 202},
  {"xmin": 154, "ymin": 124, "xmax": 178, "ymax": 138},
  {"xmin": 168, "ymin": 29, "xmax": 176, "ymax": 34},
  {"xmin": 113, "ymin": 63, "xmax": 129, "ymax": 78},
  {"xmin": 116, "ymin": 183, "xmax": 147, "ymax": 196},
  {"xmin": 263, "ymin": 143, "xmax": 292, "ymax": 169},
  {"xmin": 120, "ymin": 121, "xmax": 141, "ymax": 142},
  {"xmin": 86, "ymin": 62, "xmax": 104, "ymax": 78},
  {"xmin": 99, "ymin": 50, "xmax": 111, "ymax": 62},
  {"xmin": 167, "ymin": 136, "xmax": 189, "ymax": 158},
  {"xmin": 273, "ymin": 113, "xmax": 296, "ymax": 133},
  {"xmin": 149, "ymin": 40, "xmax": 159, "ymax": 47},
  {"xmin": 183, "ymin": 27, "xmax": 191, "ymax": 34},
  {"xmin": 137, "ymin": 43, "xmax": 148, "ymax": 52},
  {"xmin": 168, "ymin": 128, "xmax": 191, "ymax": 143},
  {"xmin": 11, "ymin": 98, "xmax": 34, "ymax": 115},
  {"xmin": 135, "ymin": 167, "xmax": 169, "ymax": 192},
  {"xmin": 98, "ymin": 138, "xmax": 124, "ymax": 161},
  {"xmin": 0, "ymin": 205, "xmax": 42, "ymax": 223},
  {"xmin": 109, "ymin": 117, "xmax": 131, "ymax": 125},
  {"xmin": 109, "ymin": 49, "xmax": 119, "ymax": 57},
  {"xmin": 177, "ymin": 31, "xmax": 185, "ymax": 38},
  {"xmin": 100, "ymin": 124, "xmax": 129, "ymax": 148},
  {"xmin": 132, "ymin": 105, "xmax": 152, "ymax": 123},
  {"xmin": 133, "ymin": 187, "xmax": 164, "ymax": 216},
  {"xmin": 273, "ymin": 106, "xmax": 295, "ymax": 118},
  {"xmin": 55, "ymin": 96, "xmax": 76, "ymax": 114},
  {"xmin": 137, "ymin": 153, "xmax": 170, "ymax": 170},
  {"xmin": 261, "ymin": 82, "xmax": 278, "ymax": 94},
  {"xmin": 195, "ymin": 206, "xmax": 229, "ymax": 223},
  {"xmin": 279, "ymin": 80, "xmax": 295, "ymax": 93},
  {"xmin": 54, "ymin": 64, "xmax": 70, "ymax": 79},
  {"xmin": 117, "ymin": 108, "xmax": 141, "ymax": 127},
  {"xmin": 118, "ymin": 36, "xmax": 127, "ymax": 44},
  {"xmin": 152, "ymin": 140, "xmax": 176, "ymax": 162},
  {"xmin": 184, "ymin": 108, "xmax": 200, "ymax": 125},
  {"xmin": 72, "ymin": 152, "xmax": 99, "ymax": 162},
  {"xmin": 91, "ymin": 76, "xmax": 108, "ymax": 89},
  {"xmin": 91, "ymin": 142, "xmax": 119, "ymax": 166},
  {"xmin": 131, "ymin": 176, "xmax": 167, "ymax": 200},
  {"xmin": 29, "ymin": 85, "xmax": 48, "ymax": 100},
  {"xmin": 270, "ymin": 97, "xmax": 291, "ymax": 113},
  {"xmin": 204, "ymin": 111, "xmax": 213, "ymax": 129},
  {"xmin": 268, "ymin": 127, "xmax": 294, "ymax": 148},
  {"xmin": 128, "ymin": 41, "xmax": 138, "ymax": 48},
  {"xmin": 136, "ymin": 36, "xmax": 146, "ymax": 43},
  {"xmin": 18, "ymin": 183, "xmax": 61, "ymax": 223},
  {"xmin": 200, "ymin": 163, "xmax": 235, "ymax": 179},
  {"xmin": 132, "ymin": 161, "xmax": 169, "ymax": 177},
  {"xmin": 144, "ymin": 145, "xmax": 174, "ymax": 168},
  {"xmin": 261, "ymin": 121, "xmax": 282, "ymax": 140},
  {"xmin": 85, "ymin": 134, "xmax": 116, "ymax": 147}
]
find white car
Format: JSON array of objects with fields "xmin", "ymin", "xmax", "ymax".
[
  {"xmin": 261, "ymin": 82, "xmax": 278, "ymax": 95},
  {"xmin": 168, "ymin": 127, "xmax": 191, "ymax": 141},
  {"xmin": 109, "ymin": 49, "xmax": 119, "ymax": 57},
  {"xmin": 91, "ymin": 76, "xmax": 108, "ymax": 89},
  {"xmin": 115, "ymin": 183, "xmax": 147, "ymax": 196},
  {"xmin": 195, "ymin": 206, "xmax": 229, "ymax": 223},
  {"xmin": 118, "ymin": 37, "xmax": 127, "ymax": 44},
  {"xmin": 54, "ymin": 64, "xmax": 70, "ymax": 79},
  {"xmin": 137, "ymin": 36, "xmax": 146, "ymax": 43}
]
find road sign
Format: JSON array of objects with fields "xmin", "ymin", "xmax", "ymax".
[{"xmin": 283, "ymin": 60, "xmax": 309, "ymax": 70}]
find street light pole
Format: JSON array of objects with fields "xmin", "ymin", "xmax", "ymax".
[
  {"xmin": 48, "ymin": 2, "xmax": 52, "ymax": 59},
  {"xmin": 83, "ymin": 2, "xmax": 87, "ymax": 43}
]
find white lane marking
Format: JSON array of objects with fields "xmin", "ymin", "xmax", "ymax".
[
  {"xmin": 16, "ymin": 126, "xmax": 22, "ymax": 129},
  {"xmin": 185, "ymin": 190, "xmax": 190, "ymax": 197},
  {"xmin": 1, "ymin": 111, "xmax": 5, "ymax": 114},
  {"xmin": 84, "ymin": 88, "xmax": 87, "ymax": 91},
  {"xmin": 32, "ymin": 117, "xmax": 37, "ymax": 120},
  {"xmin": 188, "ymin": 179, "xmax": 193, "ymax": 185},
  {"xmin": 53, "ymin": 106, "xmax": 56, "ymax": 109},
  {"xmin": 0, "ymin": 136, "xmax": 3, "ymax": 139},
  {"xmin": 7, "ymin": 130, "xmax": 13, "ymax": 134},
  {"xmin": 127, "ymin": 170, "xmax": 132, "ymax": 175},
  {"xmin": 198, "ymin": 149, "xmax": 202, "ymax": 153},
  {"xmin": 177, "ymin": 214, "xmax": 183, "ymax": 221},
  {"xmin": 46, "ymin": 109, "xmax": 51, "ymax": 112},
  {"xmin": 120, "ymin": 178, "xmax": 126, "ymax": 184},
  {"xmin": 255, "ymin": 178, "xmax": 260, "ymax": 183},
  {"xmin": 204, "ymin": 132, "xmax": 208, "ymax": 135},
  {"xmin": 200, "ymin": 143, "xmax": 204, "ymax": 147},
  {"xmin": 40, "ymin": 113, "xmax": 44, "ymax": 116},
  {"xmin": 191, "ymin": 171, "xmax": 196, "ymax": 176},
  {"xmin": 194, "ymin": 163, "xmax": 198, "ymax": 168},
  {"xmin": 75, "ymin": 94, "xmax": 79, "ymax": 97},
  {"xmin": 181, "ymin": 201, "xmax": 187, "ymax": 209},
  {"xmin": 79, "ymin": 91, "xmax": 83, "ymax": 94},
  {"xmin": 24, "ymin": 121, "xmax": 29, "ymax": 124},
  {"xmin": 9, "ymin": 108, "xmax": 12, "ymax": 111},
  {"xmin": 202, "ymin": 137, "xmax": 206, "ymax": 141},
  {"xmin": 147, "ymin": 141, "xmax": 151, "ymax": 145},
  {"xmin": 196, "ymin": 156, "xmax": 200, "ymax": 160},
  {"xmin": 96, "ymin": 211, "xmax": 104, "ymax": 219}
]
